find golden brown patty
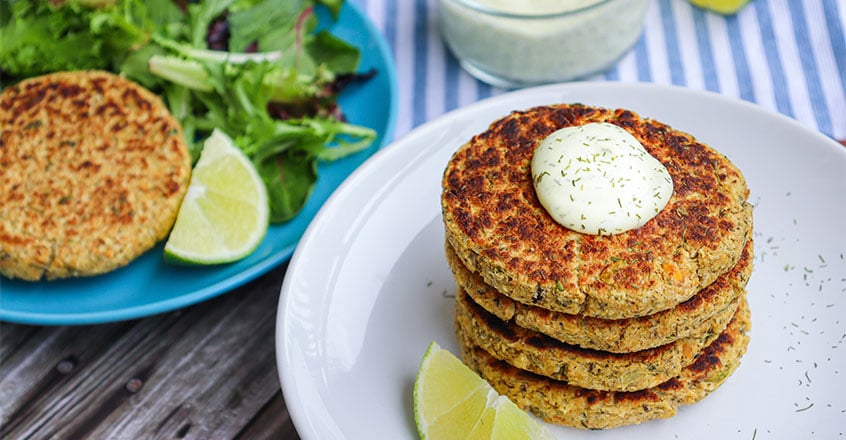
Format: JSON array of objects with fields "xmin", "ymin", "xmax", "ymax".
[
  {"xmin": 454, "ymin": 287, "xmax": 735, "ymax": 392},
  {"xmin": 448, "ymin": 239, "xmax": 753, "ymax": 353},
  {"xmin": 441, "ymin": 103, "xmax": 753, "ymax": 319},
  {"xmin": 0, "ymin": 71, "xmax": 192, "ymax": 280},
  {"xmin": 458, "ymin": 297, "xmax": 751, "ymax": 429}
]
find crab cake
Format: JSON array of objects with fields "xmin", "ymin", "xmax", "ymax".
[
  {"xmin": 0, "ymin": 71, "xmax": 192, "ymax": 281},
  {"xmin": 458, "ymin": 297, "xmax": 751, "ymax": 429},
  {"xmin": 441, "ymin": 103, "xmax": 753, "ymax": 319},
  {"xmin": 454, "ymin": 287, "xmax": 735, "ymax": 392},
  {"xmin": 448, "ymin": 239, "xmax": 753, "ymax": 353}
]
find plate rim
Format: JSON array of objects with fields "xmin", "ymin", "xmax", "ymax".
[
  {"xmin": 276, "ymin": 80, "xmax": 846, "ymax": 439},
  {"xmin": 0, "ymin": 1, "xmax": 399, "ymax": 326}
]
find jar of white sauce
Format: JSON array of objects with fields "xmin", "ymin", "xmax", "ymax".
[{"xmin": 437, "ymin": 0, "xmax": 650, "ymax": 88}]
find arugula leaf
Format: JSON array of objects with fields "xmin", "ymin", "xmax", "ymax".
[
  {"xmin": 227, "ymin": 0, "xmax": 309, "ymax": 52},
  {"xmin": 306, "ymin": 30, "xmax": 359, "ymax": 74},
  {"xmin": 257, "ymin": 145, "xmax": 318, "ymax": 222},
  {"xmin": 186, "ymin": 0, "xmax": 233, "ymax": 47}
]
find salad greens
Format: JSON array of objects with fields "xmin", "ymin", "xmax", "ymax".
[{"xmin": 0, "ymin": 0, "xmax": 376, "ymax": 223}]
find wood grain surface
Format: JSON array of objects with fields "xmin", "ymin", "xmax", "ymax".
[{"xmin": 0, "ymin": 263, "xmax": 301, "ymax": 440}]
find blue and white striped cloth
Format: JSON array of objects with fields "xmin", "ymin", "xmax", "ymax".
[{"xmin": 351, "ymin": 0, "xmax": 845, "ymax": 143}]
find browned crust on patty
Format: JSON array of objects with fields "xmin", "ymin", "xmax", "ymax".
[
  {"xmin": 454, "ymin": 287, "xmax": 736, "ymax": 392},
  {"xmin": 448, "ymin": 238, "xmax": 753, "ymax": 353},
  {"xmin": 0, "ymin": 71, "xmax": 192, "ymax": 280},
  {"xmin": 458, "ymin": 297, "xmax": 751, "ymax": 429},
  {"xmin": 441, "ymin": 103, "xmax": 752, "ymax": 319}
]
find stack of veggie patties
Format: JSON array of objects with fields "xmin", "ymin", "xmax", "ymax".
[{"xmin": 439, "ymin": 103, "xmax": 754, "ymax": 429}]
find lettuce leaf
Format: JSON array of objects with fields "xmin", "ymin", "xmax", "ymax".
[
  {"xmin": 146, "ymin": 41, "xmax": 375, "ymax": 222},
  {"xmin": 0, "ymin": 0, "xmax": 183, "ymax": 79}
]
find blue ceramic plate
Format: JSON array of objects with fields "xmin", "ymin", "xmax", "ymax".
[{"xmin": 0, "ymin": 3, "xmax": 398, "ymax": 325}]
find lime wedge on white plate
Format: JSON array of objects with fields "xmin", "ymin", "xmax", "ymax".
[
  {"xmin": 164, "ymin": 129, "xmax": 268, "ymax": 265},
  {"xmin": 413, "ymin": 341, "xmax": 555, "ymax": 440}
]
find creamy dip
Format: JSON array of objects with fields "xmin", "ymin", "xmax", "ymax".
[
  {"xmin": 438, "ymin": 0, "xmax": 649, "ymax": 87},
  {"xmin": 531, "ymin": 122, "xmax": 673, "ymax": 235}
]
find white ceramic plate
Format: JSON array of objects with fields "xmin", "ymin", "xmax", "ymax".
[{"xmin": 276, "ymin": 82, "xmax": 846, "ymax": 439}]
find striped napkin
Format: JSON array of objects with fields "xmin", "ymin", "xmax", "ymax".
[{"xmin": 352, "ymin": 0, "xmax": 845, "ymax": 143}]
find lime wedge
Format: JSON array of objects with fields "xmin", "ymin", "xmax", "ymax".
[
  {"xmin": 689, "ymin": 0, "xmax": 751, "ymax": 14},
  {"xmin": 413, "ymin": 341, "xmax": 555, "ymax": 440},
  {"xmin": 164, "ymin": 129, "xmax": 268, "ymax": 265}
]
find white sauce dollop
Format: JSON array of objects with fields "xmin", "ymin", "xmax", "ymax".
[{"xmin": 531, "ymin": 122, "xmax": 673, "ymax": 235}]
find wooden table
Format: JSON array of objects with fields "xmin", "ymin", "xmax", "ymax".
[{"xmin": 0, "ymin": 262, "xmax": 300, "ymax": 439}]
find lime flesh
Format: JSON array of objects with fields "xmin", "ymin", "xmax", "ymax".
[
  {"xmin": 164, "ymin": 129, "xmax": 268, "ymax": 265},
  {"xmin": 413, "ymin": 341, "xmax": 555, "ymax": 440}
]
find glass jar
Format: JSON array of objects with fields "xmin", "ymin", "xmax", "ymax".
[{"xmin": 438, "ymin": 0, "xmax": 650, "ymax": 88}]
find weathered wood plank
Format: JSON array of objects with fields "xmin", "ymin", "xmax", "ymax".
[
  {"xmin": 235, "ymin": 392, "xmax": 301, "ymax": 440},
  {"xmin": 0, "ymin": 263, "xmax": 297, "ymax": 439},
  {"xmin": 0, "ymin": 322, "xmax": 39, "ymax": 363},
  {"xmin": 1, "ymin": 320, "xmax": 135, "ymax": 438}
]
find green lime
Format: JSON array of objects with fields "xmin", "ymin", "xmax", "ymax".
[
  {"xmin": 413, "ymin": 341, "xmax": 555, "ymax": 440},
  {"xmin": 689, "ymin": 0, "xmax": 751, "ymax": 14},
  {"xmin": 164, "ymin": 129, "xmax": 268, "ymax": 265}
]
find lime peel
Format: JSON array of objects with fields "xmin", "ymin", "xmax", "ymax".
[
  {"xmin": 164, "ymin": 129, "xmax": 269, "ymax": 265},
  {"xmin": 689, "ymin": 0, "xmax": 751, "ymax": 15},
  {"xmin": 413, "ymin": 341, "xmax": 555, "ymax": 440}
]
